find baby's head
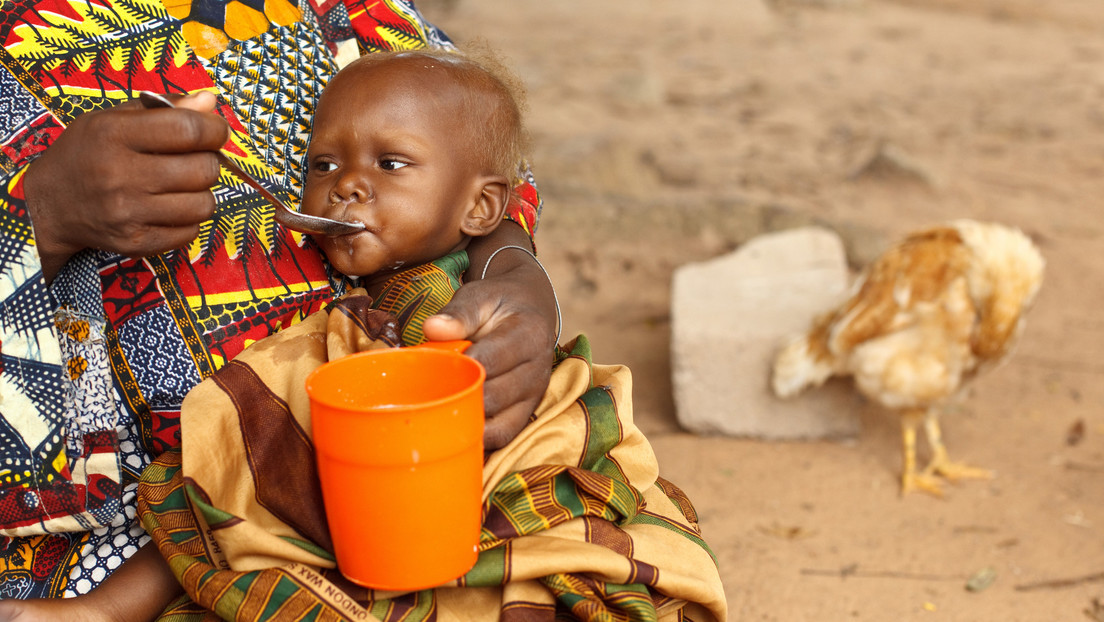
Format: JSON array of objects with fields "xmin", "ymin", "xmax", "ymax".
[{"xmin": 303, "ymin": 46, "xmax": 527, "ymax": 286}]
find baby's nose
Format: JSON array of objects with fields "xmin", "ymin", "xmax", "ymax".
[{"xmin": 332, "ymin": 173, "xmax": 374, "ymax": 203}]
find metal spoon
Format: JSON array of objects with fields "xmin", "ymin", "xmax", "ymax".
[{"xmin": 137, "ymin": 91, "xmax": 365, "ymax": 237}]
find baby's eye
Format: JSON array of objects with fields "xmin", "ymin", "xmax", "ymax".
[
  {"xmin": 379, "ymin": 158, "xmax": 408, "ymax": 171},
  {"xmin": 311, "ymin": 160, "xmax": 338, "ymax": 173}
]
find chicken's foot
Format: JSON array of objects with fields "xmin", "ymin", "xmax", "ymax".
[
  {"xmin": 899, "ymin": 410, "xmax": 993, "ymax": 496},
  {"xmin": 921, "ymin": 415, "xmax": 994, "ymax": 482},
  {"xmin": 900, "ymin": 410, "xmax": 945, "ymax": 497}
]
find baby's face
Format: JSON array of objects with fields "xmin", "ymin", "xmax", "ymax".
[{"xmin": 303, "ymin": 58, "xmax": 482, "ymax": 281}]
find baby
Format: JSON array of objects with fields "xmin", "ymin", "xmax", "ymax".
[
  {"xmin": 304, "ymin": 47, "xmax": 528, "ymax": 301},
  {"xmin": 133, "ymin": 48, "xmax": 728, "ymax": 621}
]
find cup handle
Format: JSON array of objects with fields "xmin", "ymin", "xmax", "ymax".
[{"xmin": 414, "ymin": 340, "xmax": 472, "ymax": 354}]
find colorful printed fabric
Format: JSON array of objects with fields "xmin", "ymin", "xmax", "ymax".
[
  {"xmin": 0, "ymin": 0, "xmax": 541, "ymax": 598},
  {"xmin": 137, "ymin": 255, "xmax": 727, "ymax": 619}
]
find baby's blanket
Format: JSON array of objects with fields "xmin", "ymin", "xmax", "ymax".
[{"xmin": 137, "ymin": 257, "xmax": 727, "ymax": 621}]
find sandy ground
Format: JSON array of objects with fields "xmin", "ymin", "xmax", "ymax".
[{"xmin": 422, "ymin": 1, "xmax": 1104, "ymax": 619}]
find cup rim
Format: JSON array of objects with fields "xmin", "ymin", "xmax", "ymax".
[{"xmin": 304, "ymin": 347, "xmax": 486, "ymax": 412}]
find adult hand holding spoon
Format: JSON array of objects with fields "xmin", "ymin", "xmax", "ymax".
[{"xmin": 138, "ymin": 91, "xmax": 365, "ymax": 237}]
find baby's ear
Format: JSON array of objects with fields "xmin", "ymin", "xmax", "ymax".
[{"xmin": 460, "ymin": 174, "xmax": 510, "ymax": 237}]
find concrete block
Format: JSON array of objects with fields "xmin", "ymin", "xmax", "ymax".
[{"xmin": 671, "ymin": 226, "xmax": 861, "ymax": 439}]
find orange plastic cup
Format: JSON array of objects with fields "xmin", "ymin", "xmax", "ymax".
[{"xmin": 305, "ymin": 340, "xmax": 484, "ymax": 591}]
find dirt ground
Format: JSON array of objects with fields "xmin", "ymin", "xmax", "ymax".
[{"xmin": 422, "ymin": 1, "xmax": 1104, "ymax": 619}]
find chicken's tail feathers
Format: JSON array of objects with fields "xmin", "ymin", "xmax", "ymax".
[{"xmin": 770, "ymin": 333, "xmax": 835, "ymax": 398}]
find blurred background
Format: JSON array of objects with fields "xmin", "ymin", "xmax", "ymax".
[{"xmin": 420, "ymin": 1, "xmax": 1104, "ymax": 619}]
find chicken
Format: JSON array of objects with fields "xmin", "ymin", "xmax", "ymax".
[{"xmin": 771, "ymin": 220, "xmax": 1045, "ymax": 496}]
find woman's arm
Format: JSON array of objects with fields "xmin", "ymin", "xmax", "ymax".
[
  {"xmin": 423, "ymin": 221, "xmax": 559, "ymax": 449},
  {"xmin": 0, "ymin": 543, "xmax": 182, "ymax": 622}
]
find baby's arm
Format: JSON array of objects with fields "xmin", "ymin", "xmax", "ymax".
[{"xmin": 0, "ymin": 543, "xmax": 182, "ymax": 622}]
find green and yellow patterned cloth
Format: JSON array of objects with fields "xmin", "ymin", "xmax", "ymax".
[{"xmin": 137, "ymin": 253, "xmax": 727, "ymax": 621}]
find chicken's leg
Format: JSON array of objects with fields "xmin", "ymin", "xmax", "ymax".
[
  {"xmin": 900, "ymin": 409, "xmax": 945, "ymax": 496},
  {"xmin": 921, "ymin": 411, "xmax": 993, "ymax": 483}
]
